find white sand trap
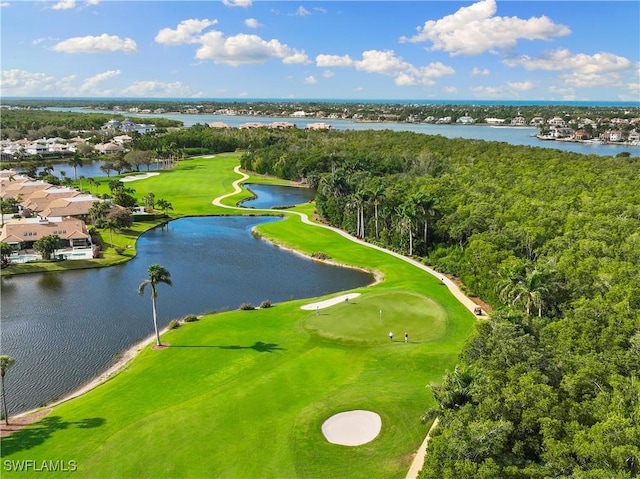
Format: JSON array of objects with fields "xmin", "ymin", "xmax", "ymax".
[
  {"xmin": 321, "ymin": 410, "xmax": 382, "ymax": 446},
  {"xmin": 121, "ymin": 172, "xmax": 160, "ymax": 182},
  {"xmin": 301, "ymin": 293, "xmax": 360, "ymax": 310}
]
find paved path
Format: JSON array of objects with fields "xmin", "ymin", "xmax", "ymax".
[{"xmin": 214, "ymin": 166, "xmax": 488, "ymax": 478}]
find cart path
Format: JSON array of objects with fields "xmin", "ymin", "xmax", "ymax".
[{"xmin": 214, "ymin": 165, "xmax": 488, "ymax": 479}]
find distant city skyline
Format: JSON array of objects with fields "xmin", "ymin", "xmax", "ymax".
[{"xmin": 1, "ymin": 0, "xmax": 639, "ymax": 102}]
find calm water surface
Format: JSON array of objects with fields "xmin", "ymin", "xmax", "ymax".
[
  {"xmin": 1, "ymin": 215, "xmax": 373, "ymax": 414},
  {"xmin": 242, "ymin": 183, "xmax": 316, "ymax": 209}
]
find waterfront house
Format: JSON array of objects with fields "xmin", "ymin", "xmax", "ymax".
[
  {"xmin": 510, "ymin": 116, "xmax": 527, "ymax": 126},
  {"xmin": 600, "ymin": 130, "xmax": 623, "ymax": 142},
  {"xmin": 269, "ymin": 122, "xmax": 296, "ymax": 129},
  {"xmin": 485, "ymin": 118, "xmax": 506, "ymax": 125},
  {"xmin": 628, "ymin": 130, "xmax": 640, "ymax": 143},
  {"xmin": 456, "ymin": 116, "xmax": 475, "ymax": 124},
  {"xmin": 0, "ymin": 216, "xmax": 92, "ymax": 251},
  {"xmin": 572, "ymin": 129, "xmax": 592, "ymax": 141}
]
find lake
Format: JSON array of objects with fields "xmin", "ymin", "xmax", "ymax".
[{"xmin": 1, "ymin": 214, "xmax": 373, "ymax": 415}]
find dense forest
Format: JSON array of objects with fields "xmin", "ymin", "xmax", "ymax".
[{"xmin": 233, "ymin": 129, "xmax": 639, "ymax": 478}]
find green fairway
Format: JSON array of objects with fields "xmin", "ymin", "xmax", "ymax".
[{"xmin": 1, "ymin": 154, "xmax": 476, "ymax": 478}]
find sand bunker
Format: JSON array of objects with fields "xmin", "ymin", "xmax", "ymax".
[
  {"xmin": 321, "ymin": 410, "xmax": 382, "ymax": 446},
  {"xmin": 301, "ymin": 293, "xmax": 360, "ymax": 311},
  {"xmin": 121, "ymin": 172, "xmax": 160, "ymax": 182}
]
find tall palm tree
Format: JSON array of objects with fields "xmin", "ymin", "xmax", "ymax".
[
  {"xmin": 138, "ymin": 264, "xmax": 173, "ymax": 347},
  {"xmin": 0, "ymin": 355, "xmax": 16, "ymax": 425},
  {"xmin": 68, "ymin": 154, "xmax": 83, "ymax": 180},
  {"xmin": 368, "ymin": 182, "xmax": 385, "ymax": 240}
]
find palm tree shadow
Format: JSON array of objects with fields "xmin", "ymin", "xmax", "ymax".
[
  {"xmin": 1, "ymin": 416, "xmax": 105, "ymax": 456},
  {"xmin": 172, "ymin": 341, "xmax": 285, "ymax": 352}
]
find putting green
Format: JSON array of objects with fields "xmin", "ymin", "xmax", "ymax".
[{"xmin": 302, "ymin": 291, "xmax": 447, "ymax": 344}]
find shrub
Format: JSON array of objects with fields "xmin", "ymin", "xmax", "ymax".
[
  {"xmin": 259, "ymin": 300, "xmax": 272, "ymax": 309},
  {"xmin": 311, "ymin": 251, "xmax": 330, "ymax": 260},
  {"xmin": 182, "ymin": 314, "xmax": 199, "ymax": 323},
  {"xmin": 114, "ymin": 246, "xmax": 126, "ymax": 255},
  {"xmin": 167, "ymin": 319, "xmax": 181, "ymax": 330},
  {"xmin": 239, "ymin": 303, "xmax": 255, "ymax": 310}
]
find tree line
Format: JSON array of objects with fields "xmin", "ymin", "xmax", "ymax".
[{"xmin": 236, "ymin": 128, "xmax": 639, "ymax": 478}]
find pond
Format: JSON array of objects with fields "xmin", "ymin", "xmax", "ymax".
[
  {"xmin": 241, "ymin": 183, "xmax": 316, "ymax": 209},
  {"xmin": 1, "ymin": 215, "xmax": 372, "ymax": 415}
]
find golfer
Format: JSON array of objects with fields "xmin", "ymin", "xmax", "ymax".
[{"xmin": 388, "ymin": 331, "xmax": 393, "ymax": 342}]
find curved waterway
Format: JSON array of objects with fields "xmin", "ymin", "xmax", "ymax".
[
  {"xmin": 1, "ymin": 213, "xmax": 373, "ymax": 415},
  {"xmin": 242, "ymin": 183, "xmax": 316, "ymax": 209}
]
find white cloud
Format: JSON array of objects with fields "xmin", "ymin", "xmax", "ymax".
[
  {"xmin": 295, "ymin": 6, "xmax": 311, "ymax": 16},
  {"xmin": 471, "ymin": 67, "xmax": 490, "ymax": 76},
  {"xmin": 444, "ymin": 86, "xmax": 457, "ymax": 94},
  {"xmin": 0, "ymin": 2, "xmax": 10, "ymax": 7},
  {"xmin": 52, "ymin": 0, "xmax": 76, "ymax": 10},
  {"xmin": 304, "ymin": 76, "xmax": 317, "ymax": 84},
  {"xmin": 503, "ymin": 48, "xmax": 633, "ymax": 74},
  {"xmin": 51, "ymin": 34, "xmax": 137, "ymax": 54},
  {"xmin": 222, "ymin": 0, "xmax": 252, "ymax": 7},
  {"xmin": 121, "ymin": 80, "xmax": 201, "ymax": 97},
  {"xmin": 86, "ymin": 0, "xmax": 99, "ymax": 5},
  {"xmin": 155, "ymin": 19, "xmax": 218, "ymax": 45},
  {"xmin": 78, "ymin": 69, "xmax": 120, "ymax": 93},
  {"xmin": 244, "ymin": 18, "xmax": 261, "ymax": 28},
  {"xmin": 322, "ymin": 70, "xmax": 335, "ymax": 79},
  {"xmin": 561, "ymin": 72, "xmax": 623, "ymax": 88},
  {"xmin": 506, "ymin": 80, "xmax": 535, "ymax": 91},
  {"xmin": 195, "ymin": 31, "xmax": 308, "ymax": 66},
  {"xmin": 315, "ymin": 54, "xmax": 353, "ymax": 67},
  {"xmin": 400, "ymin": 0, "xmax": 570, "ymax": 56},
  {"xmin": 354, "ymin": 50, "xmax": 454, "ymax": 86}
]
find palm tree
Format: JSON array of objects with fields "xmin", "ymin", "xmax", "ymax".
[
  {"xmin": 396, "ymin": 203, "xmax": 416, "ymax": 256},
  {"xmin": 104, "ymin": 218, "xmax": 118, "ymax": 246},
  {"xmin": 68, "ymin": 154, "xmax": 83, "ymax": 180},
  {"xmin": 411, "ymin": 189, "xmax": 438, "ymax": 252},
  {"xmin": 138, "ymin": 264, "xmax": 173, "ymax": 347},
  {"xmin": 368, "ymin": 182, "xmax": 385, "ymax": 240},
  {"xmin": 0, "ymin": 355, "xmax": 16, "ymax": 425}
]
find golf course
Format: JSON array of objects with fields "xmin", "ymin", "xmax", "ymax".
[{"xmin": 1, "ymin": 153, "xmax": 477, "ymax": 478}]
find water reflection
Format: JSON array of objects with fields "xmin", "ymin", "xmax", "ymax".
[{"xmin": 0, "ymin": 215, "xmax": 372, "ymax": 414}]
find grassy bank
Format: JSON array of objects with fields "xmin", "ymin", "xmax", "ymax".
[{"xmin": 1, "ymin": 153, "xmax": 476, "ymax": 478}]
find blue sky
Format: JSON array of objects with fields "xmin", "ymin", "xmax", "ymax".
[{"xmin": 1, "ymin": 0, "xmax": 639, "ymax": 101}]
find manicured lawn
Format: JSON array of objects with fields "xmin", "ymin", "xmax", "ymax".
[{"xmin": 1, "ymin": 154, "xmax": 476, "ymax": 478}]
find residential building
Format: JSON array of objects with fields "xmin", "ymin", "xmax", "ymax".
[{"xmin": 0, "ymin": 216, "xmax": 92, "ymax": 251}]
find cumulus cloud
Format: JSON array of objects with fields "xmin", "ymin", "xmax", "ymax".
[
  {"xmin": 222, "ymin": 0, "xmax": 252, "ymax": 7},
  {"xmin": 354, "ymin": 50, "xmax": 454, "ymax": 86},
  {"xmin": 51, "ymin": 34, "xmax": 137, "ymax": 54},
  {"xmin": 315, "ymin": 54, "xmax": 353, "ymax": 67},
  {"xmin": 322, "ymin": 70, "xmax": 335, "ymax": 78},
  {"xmin": 155, "ymin": 19, "xmax": 218, "ymax": 45},
  {"xmin": 561, "ymin": 72, "xmax": 623, "ymax": 88},
  {"xmin": 304, "ymin": 75, "xmax": 317, "ymax": 84},
  {"xmin": 244, "ymin": 18, "xmax": 260, "ymax": 28},
  {"xmin": 503, "ymin": 48, "xmax": 633, "ymax": 74},
  {"xmin": 195, "ymin": 31, "xmax": 308, "ymax": 66},
  {"xmin": 295, "ymin": 6, "xmax": 311, "ymax": 16},
  {"xmin": 471, "ymin": 67, "xmax": 490, "ymax": 76},
  {"xmin": 400, "ymin": 0, "xmax": 570, "ymax": 56},
  {"xmin": 52, "ymin": 0, "xmax": 76, "ymax": 9}
]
